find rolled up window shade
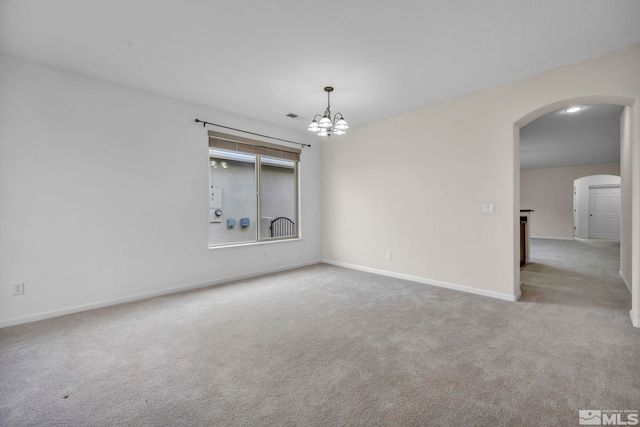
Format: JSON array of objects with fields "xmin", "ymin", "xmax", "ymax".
[{"xmin": 208, "ymin": 131, "xmax": 301, "ymax": 162}]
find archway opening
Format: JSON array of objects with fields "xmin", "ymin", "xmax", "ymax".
[{"xmin": 515, "ymin": 97, "xmax": 634, "ymax": 314}]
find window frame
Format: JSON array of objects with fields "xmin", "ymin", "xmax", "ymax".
[
  {"xmin": 207, "ymin": 131, "xmax": 300, "ymax": 248},
  {"xmin": 257, "ymin": 155, "xmax": 299, "ymax": 242}
]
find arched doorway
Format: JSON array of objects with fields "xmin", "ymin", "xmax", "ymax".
[{"xmin": 513, "ymin": 95, "xmax": 638, "ymax": 327}]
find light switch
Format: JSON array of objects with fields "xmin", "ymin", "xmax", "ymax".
[{"xmin": 483, "ymin": 203, "xmax": 495, "ymax": 214}]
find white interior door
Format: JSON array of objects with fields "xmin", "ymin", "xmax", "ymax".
[{"xmin": 589, "ymin": 186, "xmax": 620, "ymax": 240}]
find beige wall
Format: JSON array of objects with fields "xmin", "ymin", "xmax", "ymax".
[
  {"xmin": 620, "ymin": 105, "xmax": 640, "ymax": 325},
  {"xmin": 323, "ymin": 45, "xmax": 640, "ymax": 309},
  {"xmin": 621, "ymin": 107, "xmax": 632, "ymax": 292},
  {"xmin": 521, "ymin": 163, "xmax": 621, "ymax": 239}
]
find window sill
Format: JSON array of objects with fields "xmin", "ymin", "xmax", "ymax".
[{"xmin": 208, "ymin": 237, "xmax": 302, "ymax": 250}]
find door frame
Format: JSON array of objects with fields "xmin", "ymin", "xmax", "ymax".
[
  {"xmin": 513, "ymin": 94, "xmax": 638, "ymax": 327},
  {"xmin": 588, "ymin": 184, "xmax": 621, "ymax": 240}
]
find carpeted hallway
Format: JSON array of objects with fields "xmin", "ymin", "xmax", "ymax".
[{"xmin": 1, "ymin": 238, "xmax": 638, "ymax": 426}]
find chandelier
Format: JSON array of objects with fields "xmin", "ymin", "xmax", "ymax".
[{"xmin": 307, "ymin": 86, "xmax": 349, "ymax": 136}]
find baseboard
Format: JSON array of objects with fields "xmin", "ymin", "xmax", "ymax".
[
  {"xmin": 322, "ymin": 259, "xmax": 520, "ymax": 302},
  {"xmin": 530, "ymin": 236, "xmax": 574, "ymax": 241},
  {"xmin": 630, "ymin": 311, "xmax": 640, "ymax": 328},
  {"xmin": 0, "ymin": 259, "xmax": 322, "ymax": 329},
  {"xmin": 619, "ymin": 271, "xmax": 632, "ymax": 294}
]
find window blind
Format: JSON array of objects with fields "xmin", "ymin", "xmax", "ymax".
[{"xmin": 208, "ymin": 131, "xmax": 301, "ymax": 162}]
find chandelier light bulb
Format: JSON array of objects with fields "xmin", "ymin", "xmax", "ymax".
[
  {"xmin": 334, "ymin": 117, "xmax": 349, "ymax": 130},
  {"xmin": 307, "ymin": 120, "xmax": 320, "ymax": 132},
  {"xmin": 318, "ymin": 116, "xmax": 332, "ymax": 129}
]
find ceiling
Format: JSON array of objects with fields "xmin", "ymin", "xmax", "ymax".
[
  {"xmin": 520, "ymin": 104, "xmax": 624, "ymax": 170},
  {"xmin": 1, "ymin": 0, "xmax": 639, "ymax": 138}
]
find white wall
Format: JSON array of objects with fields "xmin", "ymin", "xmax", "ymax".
[
  {"xmin": 0, "ymin": 54, "xmax": 323, "ymax": 327},
  {"xmin": 574, "ymin": 174, "xmax": 621, "ymax": 238},
  {"xmin": 620, "ymin": 104, "xmax": 640, "ymax": 326},
  {"xmin": 323, "ymin": 45, "xmax": 640, "ymax": 307},
  {"xmin": 629, "ymin": 102, "xmax": 640, "ymax": 325},
  {"xmin": 520, "ymin": 163, "xmax": 620, "ymax": 239},
  {"xmin": 621, "ymin": 107, "xmax": 633, "ymax": 295}
]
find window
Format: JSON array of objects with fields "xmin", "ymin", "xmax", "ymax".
[{"xmin": 208, "ymin": 131, "xmax": 300, "ymax": 247}]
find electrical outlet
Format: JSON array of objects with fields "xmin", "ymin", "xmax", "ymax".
[
  {"xmin": 386, "ymin": 251, "xmax": 392, "ymax": 260},
  {"xmin": 12, "ymin": 282, "xmax": 24, "ymax": 296}
]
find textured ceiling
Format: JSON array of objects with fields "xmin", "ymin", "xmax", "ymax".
[{"xmin": 1, "ymin": 0, "xmax": 639, "ymax": 137}]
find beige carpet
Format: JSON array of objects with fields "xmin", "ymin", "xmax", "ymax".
[{"xmin": 1, "ymin": 238, "xmax": 638, "ymax": 426}]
